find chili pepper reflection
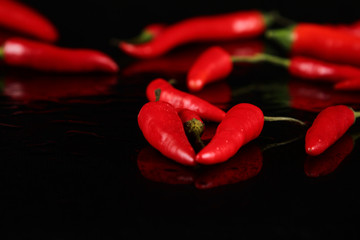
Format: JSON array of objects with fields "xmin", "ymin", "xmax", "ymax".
[
  {"xmin": 137, "ymin": 146, "xmax": 195, "ymax": 185},
  {"xmin": 304, "ymin": 133, "xmax": 355, "ymax": 177},
  {"xmin": 194, "ymin": 80, "xmax": 360, "ymax": 113},
  {"xmin": 122, "ymin": 40, "xmax": 263, "ymax": 77},
  {"xmin": 195, "ymin": 144, "xmax": 263, "ymax": 190},
  {"xmin": 1, "ymin": 73, "xmax": 117, "ymax": 103}
]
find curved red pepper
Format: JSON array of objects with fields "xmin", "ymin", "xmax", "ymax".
[
  {"xmin": 119, "ymin": 10, "xmax": 272, "ymax": 58},
  {"xmin": 0, "ymin": 1, "xmax": 58, "ymax": 42},
  {"xmin": 195, "ymin": 144, "xmax": 262, "ymax": 189},
  {"xmin": 137, "ymin": 146, "xmax": 195, "ymax": 184},
  {"xmin": 1, "ymin": 73, "xmax": 117, "ymax": 103},
  {"xmin": 334, "ymin": 78, "xmax": 360, "ymax": 91},
  {"xmin": 0, "ymin": 38, "xmax": 119, "ymax": 73},
  {"xmin": 266, "ymin": 24, "xmax": 360, "ymax": 67},
  {"xmin": 187, "ymin": 46, "xmax": 233, "ymax": 92},
  {"xmin": 304, "ymin": 134, "xmax": 354, "ymax": 177},
  {"xmin": 138, "ymin": 100, "xmax": 196, "ymax": 166},
  {"xmin": 305, "ymin": 105, "xmax": 359, "ymax": 156},
  {"xmin": 146, "ymin": 78, "xmax": 226, "ymax": 122},
  {"xmin": 196, "ymin": 103, "xmax": 264, "ymax": 165}
]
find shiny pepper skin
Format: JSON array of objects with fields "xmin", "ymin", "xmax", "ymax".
[
  {"xmin": 305, "ymin": 105, "xmax": 356, "ymax": 156},
  {"xmin": 146, "ymin": 78, "xmax": 226, "ymax": 122},
  {"xmin": 196, "ymin": 103, "xmax": 264, "ymax": 165},
  {"xmin": 138, "ymin": 101, "xmax": 196, "ymax": 166},
  {"xmin": 1, "ymin": 38, "xmax": 119, "ymax": 73},
  {"xmin": 120, "ymin": 10, "xmax": 269, "ymax": 58},
  {"xmin": 187, "ymin": 46, "xmax": 233, "ymax": 92},
  {"xmin": 0, "ymin": 0, "xmax": 58, "ymax": 42}
]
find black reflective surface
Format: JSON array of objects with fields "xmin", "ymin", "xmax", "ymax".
[{"xmin": 2, "ymin": 0, "xmax": 360, "ymax": 238}]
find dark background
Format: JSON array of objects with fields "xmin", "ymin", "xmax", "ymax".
[{"xmin": 2, "ymin": 0, "xmax": 360, "ymax": 239}]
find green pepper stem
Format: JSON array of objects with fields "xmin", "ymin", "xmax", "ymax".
[
  {"xmin": 155, "ymin": 88, "xmax": 161, "ymax": 102},
  {"xmin": 354, "ymin": 110, "xmax": 360, "ymax": 119},
  {"xmin": 265, "ymin": 26, "xmax": 295, "ymax": 52},
  {"xmin": 261, "ymin": 134, "xmax": 303, "ymax": 152},
  {"xmin": 231, "ymin": 53, "xmax": 291, "ymax": 68},
  {"xmin": 0, "ymin": 47, "xmax": 4, "ymax": 59},
  {"xmin": 264, "ymin": 116, "xmax": 306, "ymax": 126}
]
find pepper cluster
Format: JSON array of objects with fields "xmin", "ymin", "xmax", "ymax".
[{"xmin": 124, "ymin": 10, "xmax": 360, "ymax": 178}]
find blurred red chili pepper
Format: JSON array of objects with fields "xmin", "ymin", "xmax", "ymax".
[
  {"xmin": 232, "ymin": 53, "xmax": 360, "ymax": 83},
  {"xmin": 304, "ymin": 133, "xmax": 355, "ymax": 177},
  {"xmin": 266, "ymin": 24, "xmax": 360, "ymax": 67},
  {"xmin": 137, "ymin": 146, "xmax": 195, "ymax": 184},
  {"xmin": 187, "ymin": 42, "xmax": 265, "ymax": 92},
  {"xmin": 0, "ymin": 0, "xmax": 58, "ymax": 42},
  {"xmin": 195, "ymin": 144, "xmax": 263, "ymax": 189},
  {"xmin": 305, "ymin": 105, "xmax": 360, "ymax": 156},
  {"xmin": 187, "ymin": 46, "xmax": 233, "ymax": 92},
  {"xmin": 138, "ymin": 93, "xmax": 196, "ymax": 166},
  {"xmin": 334, "ymin": 78, "xmax": 360, "ymax": 91},
  {"xmin": 119, "ymin": 10, "xmax": 275, "ymax": 58},
  {"xmin": 146, "ymin": 78, "xmax": 226, "ymax": 122},
  {"xmin": 0, "ymin": 38, "xmax": 119, "ymax": 73},
  {"xmin": 1, "ymin": 73, "xmax": 117, "ymax": 103}
]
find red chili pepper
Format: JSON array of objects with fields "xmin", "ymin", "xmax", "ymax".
[
  {"xmin": 187, "ymin": 46, "xmax": 233, "ymax": 92},
  {"xmin": 0, "ymin": 1, "xmax": 58, "ymax": 42},
  {"xmin": 266, "ymin": 23, "xmax": 360, "ymax": 67},
  {"xmin": 195, "ymin": 144, "xmax": 263, "ymax": 189},
  {"xmin": 1, "ymin": 73, "xmax": 117, "ymax": 103},
  {"xmin": 305, "ymin": 105, "xmax": 360, "ymax": 156},
  {"xmin": 119, "ymin": 10, "xmax": 274, "ymax": 58},
  {"xmin": 196, "ymin": 103, "xmax": 305, "ymax": 164},
  {"xmin": 304, "ymin": 133, "xmax": 355, "ymax": 177},
  {"xmin": 187, "ymin": 42, "xmax": 265, "ymax": 92},
  {"xmin": 0, "ymin": 38, "xmax": 119, "ymax": 73},
  {"xmin": 232, "ymin": 53, "xmax": 360, "ymax": 83},
  {"xmin": 138, "ymin": 95, "xmax": 196, "ymax": 166},
  {"xmin": 137, "ymin": 146, "xmax": 195, "ymax": 184},
  {"xmin": 334, "ymin": 78, "xmax": 360, "ymax": 91},
  {"xmin": 196, "ymin": 103, "xmax": 264, "ymax": 165},
  {"xmin": 146, "ymin": 78, "xmax": 226, "ymax": 122}
]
